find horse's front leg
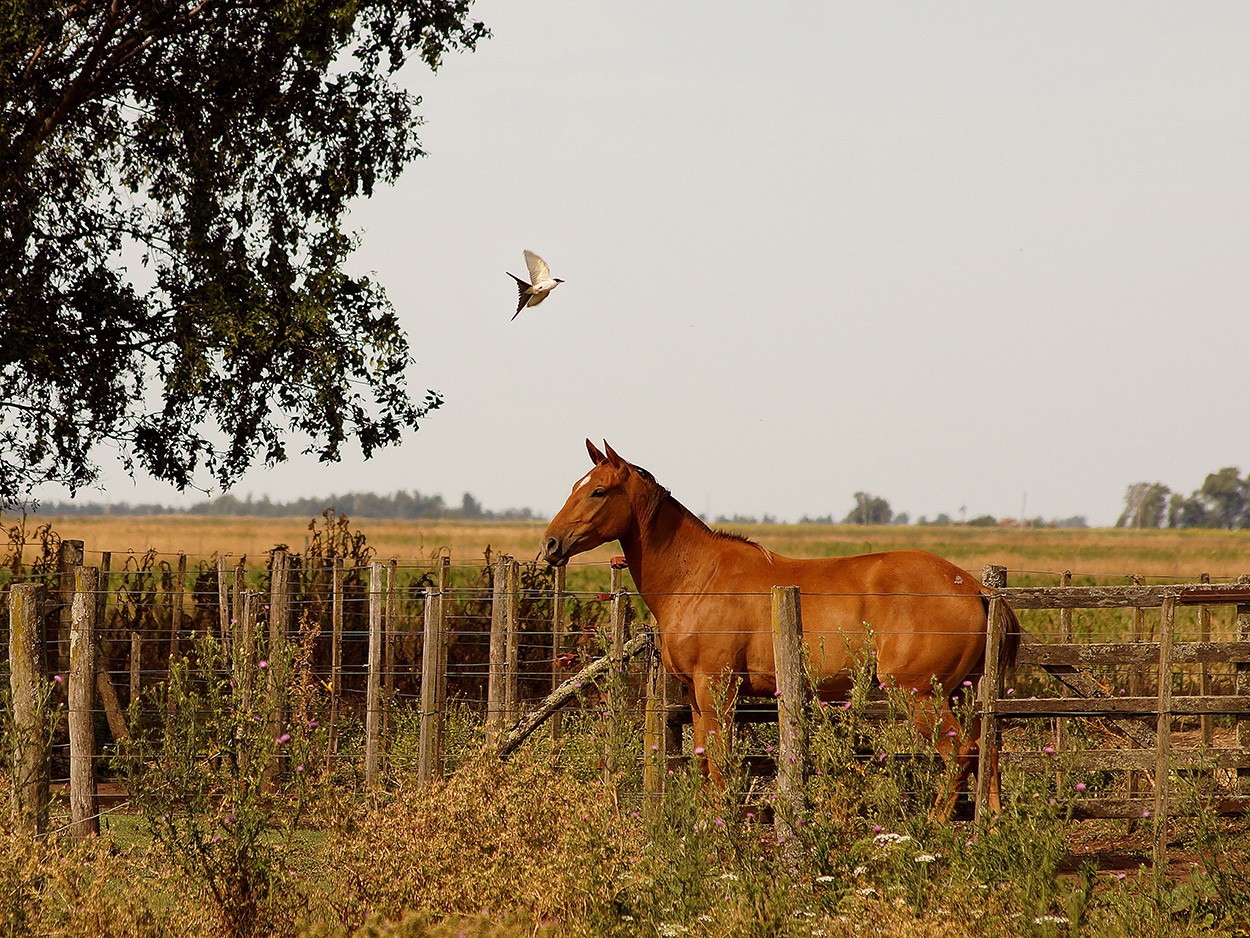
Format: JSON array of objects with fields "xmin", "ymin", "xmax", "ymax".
[{"xmin": 690, "ymin": 674, "xmax": 736, "ymax": 785}]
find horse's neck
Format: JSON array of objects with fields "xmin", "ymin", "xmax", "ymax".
[{"xmin": 620, "ymin": 493, "xmax": 717, "ymax": 612}]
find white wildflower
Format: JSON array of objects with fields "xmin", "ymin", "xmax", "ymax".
[
  {"xmin": 852, "ymin": 865, "xmax": 868, "ymax": 877},
  {"xmin": 1034, "ymin": 915, "xmax": 1070, "ymax": 925},
  {"xmin": 718, "ymin": 872, "xmax": 739, "ymax": 881},
  {"xmin": 815, "ymin": 875, "xmax": 836, "ymax": 884},
  {"xmin": 657, "ymin": 926, "xmax": 687, "ymax": 938},
  {"xmin": 873, "ymin": 832, "xmax": 913, "ymax": 846},
  {"xmin": 913, "ymin": 853, "xmax": 939, "ymax": 863},
  {"xmin": 856, "ymin": 886, "xmax": 877, "ymax": 898}
]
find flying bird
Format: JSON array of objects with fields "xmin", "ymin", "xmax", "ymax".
[{"xmin": 507, "ymin": 250, "xmax": 564, "ymax": 320}]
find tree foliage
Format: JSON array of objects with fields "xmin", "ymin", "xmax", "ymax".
[
  {"xmin": 1122, "ymin": 468, "xmax": 1250, "ymax": 530},
  {"xmin": 0, "ymin": 1, "xmax": 487, "ymax": 506},
  {"xmin": 843, "ymin": 491, "xmax": 892, "ymax": 526}
]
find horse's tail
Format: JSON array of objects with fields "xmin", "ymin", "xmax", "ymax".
[{"xmin": 981, "ymin": 593, "xmax": 1022, "ymax": 678}]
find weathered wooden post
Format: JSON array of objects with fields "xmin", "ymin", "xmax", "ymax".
[
  {"xmin": 550, "ymin": 564, "xmax": 567, "ymax": 743},
  {"xmin": 503, "ymin": 558, "xmax": 521, "ymax": 727},
  {"xmin": 605, "ymin": 561, "xmax": 631, "ymax": 782},
  {"xmin": 975, "ymin": 564, "xmax": 1008, "ymax": 824},
  {"xmin": 1198, "ymin": 573, "xmax": 1213, "ymax": 747},
  {"xmin": 264, "ymin": 549, "xmax": 291, "ymax": 788},
  {"xmin": 418, "ymin": 584, "xmax": 447, "ymax": 784},
  {"xmin": 365, "ymin": 561, "xmax": 384, "ymax": 787},
  {"xmin": 643, "ymin": 632, "xmax": 667, "ymax": 815},
  {"xmin": 1153, "ymin": 593, "xmax": 1177, "ymax": 864},
  {"xmin": 1235, "ymin": 575, "xmax": 1250, "ymax": 790},
  {"xmin": 169, "ymin": 552, "xmax": 187, "ymax": 663},
  {"xmin": 94, "ymin": 552, "xmax": 129, "ymax": 744},
  {"xmin": 56, "ymin": 539, "xmax": 85, "ymax": 676},
  {"xmin": 771, "ymin": 585, "xmax": 808, "ymax": 860},
  {"xmin": 384, "ymin": 559, "xmax": 398, "ymax": 741},
  {"xmin": 69, "ymin": 566, "xmax": 100, "ymax": 839},
  {"xmin": 217, "ymin": 555, "xmax": 232, "ymax": 658},
  {"xmin": 486, "ymin": 557, "xmax": 510, "ymax": 743},
  {"xmin": 9, "ymin": 583, "xmax": 49, "ymax": 835},
  {"xmin": 327, "ymin": 556, "xmax": 344, "ymax": 758},
  {"xmin": 234, "ymin": 590, "xmax": 259, "ymax": 775},
  {"xmin": 1054, "ymin": 569, "xmax": 1073, "ymax": 790},
  {"xmin": 129, "ymin": 627, "xmax": 141, "ymax": 708}
]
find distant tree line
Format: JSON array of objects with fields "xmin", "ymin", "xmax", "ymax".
[
  {"xmin": 1118, "ymin": 468, "xmax": 1250, "ymax": 529},
  {"xmin": 26, "ymin": 490, "xmax": 540, "ymax": 521}
]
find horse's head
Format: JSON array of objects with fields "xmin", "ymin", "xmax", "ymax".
[{"xmin": 541, "ymin": 439, "xmax": 648, "ymax": 567}]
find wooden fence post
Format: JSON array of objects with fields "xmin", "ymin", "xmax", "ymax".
[
  {"xmin": 9, "ymin": 583, "xmax": 49, "ymax": 836},
  {"xmin": 1235, "ymin": 575, "xmax": 1250, "ymax": 791},
  {"xmin": 56, "ymin": 539, "xmax": 84, "ymax": 676},
  {"xmin": 1054, "ymin": 570, "xmax": 1072, "ymax": 790},
  {"xmin": 1153, "ymin": 594, "xmax": 1177, "ymax": 864},
  {"xmin": 418, "ymin": 585, "xmax": 447, "ymax": 784},
  {"xmin": 169, "ymin": 552, "xmax": 186, "ymax": 663},
  {"xmin": 93, "ymin": 552, "xmax": 129, "ymax": 745},
  {"xmin": 217, "ymin": 555, "xmax": 232, "ymax": 658},
  {"xmin": 264, "ymin": 549, "xmax": 291, "ymax": 789},
  {"xmin": 771, "ymin": 585, "xmax": 808, "ymax": 858},
  {"xmin": 69, "ymin": 566, "xmax": 99, "ymax": 839},
  {"xmin": 487, "ymin": 557, "xmax": 510, "ymax": 743},
  {"xmin": 327, "ymin": 556, "xmax": 344, "ymax": 758},
  {"xmin": 975, "ymin": 564, "xmax": 1008, "ymax": 824},
  {"xmin": 1198, "ymin": 573, "xmax": 1212, "ymax": 747},
  {"xmin": 643, "ymin": 630, "xmax": 667, "ymax": 814},
  {"xmin": 384, "ymin": 559, "xmax": 398, "ymax": 741},
  {"xmin": 365, "ymin": 561, "xmax": 384, "ymax": 787},
  {"xmin": 550, "ymin": 564, "xmax": 567, "ymax": 744},
  {"xmin": 129, "ymin": 628, "xmax": 141, "ymax": 708},
  {"xmin": 234, "ymin": 590, "xmax": 259, "ymax": 776},
  {"xmin": 503, "ymin": 559, "xmax": 521, "ymax": 727},
  {"xmin": 605, "ymin": 562, "xmax": 630, "ymax": 782}
]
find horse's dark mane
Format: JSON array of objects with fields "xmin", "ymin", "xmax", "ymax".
[{"xmin": 631, "ymin": 462, "xmax": 766, "ymax": 552}]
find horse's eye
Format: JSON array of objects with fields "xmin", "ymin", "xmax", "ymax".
[{"xmin": 590, "ymin": 488, "xmax": 607, "ymax": 498}]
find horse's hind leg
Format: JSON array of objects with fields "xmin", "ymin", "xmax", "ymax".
[
  {"xmin": 906, "ymin": 692, "xmax": 978, "ymax": 822},
  {"xmin": 690, "ymin": 675, "xmax": 737, "ymax": 785}
]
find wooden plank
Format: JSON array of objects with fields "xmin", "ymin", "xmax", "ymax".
[
  {"xmin": 68, "ymin": 566, "xmax": 99, "ymax": 839},
  {"xmin": 771, "ymin": 586, "xmax": 808, "ymax": 861},
  {"xmin": 364, "ymin": 561, "xmax": 384, "ymax": 788},
  {"xmin": 56, "ymin": 539, "xmax": 84, "ymax": 677},
  {"xmin": 418, "ymin": 585, "xmax": 444, "ymax": 784},
  {"xmin": 1018, "ymin": 641, "xmax": 1250, "ymax": 667},
  {"xmin": 1002, "ymin": 583, "xmax": 1250, "ymax": 610},
  {"xmin": 997, "ymin": 695, "xmax": 1250, "ymax": 716},
  {"xmin": 605, "ymin": 564, "xmax": 629, "ymax": 782},
  {"xmin": 1005, "ymin": 748, "xmax": 1250, "ymax": 773}
]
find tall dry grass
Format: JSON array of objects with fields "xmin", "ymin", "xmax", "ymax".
[{"xmin": 15, "ymin": 513, "xmax": 1250, "ymax": 581}]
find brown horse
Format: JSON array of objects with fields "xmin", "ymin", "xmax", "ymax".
[{"xmin": 541, "ymin": 440, "xmax": 1020, "ymax": 817}]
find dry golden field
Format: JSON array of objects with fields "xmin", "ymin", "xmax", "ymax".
[{"xmin": 12, "ymin": 512, "xmax": 1250, "ymax": 582}]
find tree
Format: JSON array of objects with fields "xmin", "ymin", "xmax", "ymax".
[
  {"xmin": 1199, "ymin": 467, "xmax": 1248, "ymax": 529},
  {"xmin": 0, "ymin": 2, "xmax": 487, "ymax": 506},
  {"xmin": 1167, "ymin": 493, "xmax": 1209, "ymax": 529},
  {"xmin": 843, "ymin": 492, "xmax": 892, "ymax": 526},
  {"xmin": 1116, "ymin": 482, "xmax": 1170, "ymax": 529}
]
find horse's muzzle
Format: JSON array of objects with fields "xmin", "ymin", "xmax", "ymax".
[{"xmin": 540, "ymin": 535, "xmax": 568, "ymax": 567}]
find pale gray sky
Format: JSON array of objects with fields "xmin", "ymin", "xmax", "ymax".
[{"xmin": 39, "ymin": 2, "xmax": 1250, "ymax": 524}]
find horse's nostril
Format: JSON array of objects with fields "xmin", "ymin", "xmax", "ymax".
[{"xmin": 543, "ymin": 536, "xmax": 559, "ymax": 557}]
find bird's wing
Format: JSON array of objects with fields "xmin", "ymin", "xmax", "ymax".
[
  {"xmin": 524, "ymin": 250, "xmax": 551, "ymax": 284},
  {"xmin": 528, "ymin": 291, "xmax": 549, "ymax": 308}
]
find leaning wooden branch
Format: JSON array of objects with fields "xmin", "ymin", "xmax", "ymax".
[{"xmin": 497, "ymin": 631, "xmax": 653, "ymax": 758}]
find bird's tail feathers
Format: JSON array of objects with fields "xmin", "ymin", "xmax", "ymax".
[{"xmin": 507, "ymin": 272, "xmax": 530, "ymax": 294}]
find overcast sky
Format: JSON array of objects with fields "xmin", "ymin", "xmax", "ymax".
[{"xmin": 38, "ymin": 2, "xmax": 1250, "ymax": 525}]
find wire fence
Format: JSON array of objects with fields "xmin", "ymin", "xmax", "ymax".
[{"xmin": 5, "ymin": 539, "xmax": 1250, "ymax": 860}]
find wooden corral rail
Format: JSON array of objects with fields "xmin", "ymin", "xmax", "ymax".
[{"xmin": 982, "ymin": 567, "xmax": 1250, "ymax": 862}]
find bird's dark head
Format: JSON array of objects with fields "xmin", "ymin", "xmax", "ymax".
[{"xmin": 555, "ymin": 278, "xmax": 565, "ymax": 283}]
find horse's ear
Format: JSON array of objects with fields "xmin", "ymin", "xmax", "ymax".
[
  {"xmin": 603, "ymin": 441, "xmax": 625, "ymax": 470},
  {"xmin": 586, "ymin": 439, "xmax": 606, "ymax": 465}
]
